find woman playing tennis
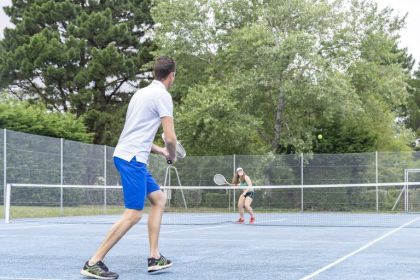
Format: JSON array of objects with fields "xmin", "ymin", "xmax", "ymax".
[{"xmin": 232, "ymin": 167, "xmax": 256, "ymax": 224}]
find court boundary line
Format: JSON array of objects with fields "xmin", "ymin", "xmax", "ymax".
[
  {"xmin": 0, "ymin": 223, "xmax": 76, "ymax": 231},
  {"xmin": 126, "ymin": 218, "xmax": 284, "ymax": 240},
  {"xmin": 0, "ymin": 277, "xmax": 62, "ymax": 280},
  {"xmin": 299, "ymin": 216, "xmax": 420, "ymax": 280}
]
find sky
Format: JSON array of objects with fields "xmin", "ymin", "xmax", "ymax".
[{"xmin": 0, "ymin": 0, "xmax": 419, "ymax": 67}]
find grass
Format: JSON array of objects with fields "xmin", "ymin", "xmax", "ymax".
[{"xmin": 0, "ymin": 205, "xmax": 125, "ymax": 219}]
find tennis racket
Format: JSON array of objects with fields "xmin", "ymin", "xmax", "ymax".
[
  {"xmin": 161, "ymin": 133, "xmax": 186, "ymax": 164},
  {"xmin": 213, "ymin": 174, "xmax": 230, "ymax": 185}
]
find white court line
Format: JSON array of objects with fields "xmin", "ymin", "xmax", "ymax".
[
  {"xmin": 300, "ymin": 216, "xmax": 420, "ymax": 280},
  {"xmin": 0, "ymin": 225, "xmax": 235, "ymax": 240},
  {"xmin": 0, "ymin": 224, "xmax": 74, "ymax": 231},
  {"xmin": 0, "ymin": 217, "xmax": 281, "ymax": 235},
  {"xmin": 126, "ymin": 223, "xmax": 235, "ymax": 239},
  {"xmin": 160, "ymin": 237, "xmax": 256, "ymax": 242},
  {"xmin": 127, "ymin": 218, "xmax": 286, "ymax": 239},
  {"xmin": 0, "ymin": 233, "xmax": 364, "ymax": 246},
  {"xmin": 0, "ymin": 277, "xmax": 61, "ymax": 280}
]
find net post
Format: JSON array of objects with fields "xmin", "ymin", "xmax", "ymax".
[
  {"xmin": 164, "ymin": 166, "xmax": 186, "ymax": 209},
  {"xmin": 301, "ymin": 153, "xmax": 304, "ymax": 212},
  {"xmin": 375, "ymin": 151, "xmax": 378, "ymax": 212},
  {"xmin": 104, "ymin": 145, "xmax": 107, "ymax": 213},
  {"xmin": 60, "ymin": 138, "xmax": 64, "ymax": 215},
  {"xmin": 5, "ymin": 183, "xmax": 11, "ymax": 223},
  {"xmin": 173, "ymin": 166, "xmax": 187, "ymax": 209},
  {"xmin": 163, "ymin": 165, "xmax": 170, "ymax": 208}
]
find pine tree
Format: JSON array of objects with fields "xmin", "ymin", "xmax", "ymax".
[{"xmin": 0, "ymin": 0, "xmax": 155, "ymax": 144}]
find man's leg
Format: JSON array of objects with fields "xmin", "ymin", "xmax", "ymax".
[
  {"xmin": 91, "ymin": 156, "xmax": 146, "ymax": 262},
  {"xmin": 90, "ymin": 209, "xmax": 142, "ymax": 263},
  {"xmin": 81, "ymin": 209, "xmax": 142, "ymax": 279},
  {"xmin": 81, "ymin": 157, "xmax": 148, "ymax": 279},
  {"xmin": 146, "ymin": 189, "xmax": 172, "ymax": 273},
  {"xmin": 147, "ymin": 190, "xmax": 166, "ymax": 258}
]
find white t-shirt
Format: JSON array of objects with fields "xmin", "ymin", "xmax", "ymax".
[{"xmin": 113, "ymin": 80, "xmax": 173, "ymax": 164}]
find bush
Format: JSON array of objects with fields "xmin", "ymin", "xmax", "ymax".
[
  {"xmin": 172, "ymin": 189, "xmax": 203, "ymax": 208},
  {"xmin": 203, "ymin": 192, "xmax": 229, "ymax": 208},
  {"xmin": 0, "ymin": 94, "xmax": 93, "ymax": 142}
]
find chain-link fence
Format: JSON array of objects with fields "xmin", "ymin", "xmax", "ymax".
[{"xmin": 2, "ymin": 128, "xmax": 420, "ymax": 212}]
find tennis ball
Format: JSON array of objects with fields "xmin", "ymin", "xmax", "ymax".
[{"xmin": 317, "ymin": 134, "xmax": 323, "ymax": 140}]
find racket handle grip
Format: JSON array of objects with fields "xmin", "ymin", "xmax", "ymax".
[{"xmin": 167, "ymin": 159, "xmax": 173, "ymax": 164}]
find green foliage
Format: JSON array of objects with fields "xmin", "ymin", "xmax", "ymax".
[
  {"xmin": 0, "ymin": 94, "xmax": 92, "ymax": 142},
  {"xmin": 202, "ymin": 192, "xmax": 228, "ymax": 208},
  {"xmin": 403, "ymin": 67, "xmax": 420, "ymax": 148},
  {"xmin": 0, "ymin": 0, "xmax": 416, "ymax": 154},
  {"xmin": 152, "ymin": 0, "xmax": 415, "ymax": 154},
  {"xmin": 0, "ymin": 0, "xmax": 154, "ymax": 144},
  {"xmin": 176, "ymin": 81, "xmax": 267, "ymax": 155},
  {"xmin": 172, "ymin": 189, "xmax": 203, "ymax": 208},
  {"xmin": 83, "ymin": 105, "xmax": 127, "ymax": 146}
]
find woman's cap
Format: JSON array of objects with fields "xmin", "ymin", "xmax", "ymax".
[{"xmin": 236, "ymin": 167, "xmax": 243, "ymax": 172}]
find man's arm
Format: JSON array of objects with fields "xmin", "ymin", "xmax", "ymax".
[
  {"xmin": 161, "ymin": 116, "xmax": 177, "ymax": 162},
  {"xmin": 151, "ymin": 143, "xmax": 166, "ymax": 156}
]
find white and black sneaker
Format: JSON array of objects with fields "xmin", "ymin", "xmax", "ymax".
[
  {"xmin": 148, "ymin": 254, "xmax": 172, "ymax": 273},
  {"xmin": 80, "ymin": 260, "xmax": 119, "ymax": 279}
]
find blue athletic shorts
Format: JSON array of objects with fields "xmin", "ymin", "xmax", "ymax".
[{"xmin": 113, "ymin": 156, "xmax": 161, "ymax": 210}]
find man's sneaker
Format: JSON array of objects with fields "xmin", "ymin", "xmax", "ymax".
[
  {"xmin": 235, "ymin": 217, "xmax": 245, "ymax": 224},
  {"xmin": 249, "ymin": 216, "xmax": 255, "ymax": 224},
  {"xmin": 148, "ymin": 254, "xmax": 172, "ymax": 273},
  {"xmin": 80, "ymin": 260, "xmax": 119, "ymax": 279}
]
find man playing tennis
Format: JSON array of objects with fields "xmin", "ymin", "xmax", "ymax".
[{"xmin": 81, "ymin": 56, "xmax": 178, "ymax": 279}]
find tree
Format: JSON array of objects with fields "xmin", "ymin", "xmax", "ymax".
[
  {"xmin": 176, "ymin": 80, "xmax": 266, "ymax": 155},
  {"xmin": 152, "ymin": 0, "xmax": 414, "ymax": 154},
  {"xmin": 402, "ymin": 65, "xmax": 420, "ymax": 149},
  {"xmin": 0, "ymin": 93, "xmax": 92, "ymax": 142},
  {"xmin": 0, "ymin": 0, "xmax": 154, "ymax": 144}
]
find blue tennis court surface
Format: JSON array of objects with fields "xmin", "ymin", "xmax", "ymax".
[{"xmin": 1, "ymin": 214, "xmax": 420, "ymax": 280}]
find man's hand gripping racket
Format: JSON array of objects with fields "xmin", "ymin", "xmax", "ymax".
[{"xmin": 161, "ymin": 133, "xmax": 186, "ymax": 164}]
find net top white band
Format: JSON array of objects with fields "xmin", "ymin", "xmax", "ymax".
[{"xmin": 6, "ymin": 182, "xmax": 420, "ymax": 190}]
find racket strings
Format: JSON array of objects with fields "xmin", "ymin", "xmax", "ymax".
[
  {"xmin": 162, "ymin": 133, "xmax": 187, "ymax": 161},
  {"xmin": 176, "ymin": 142, "xmax": 186, "ymax": 158},
  {"xmin": 214, "ymin": 174, "xmax": 229, "ymax": 185}
]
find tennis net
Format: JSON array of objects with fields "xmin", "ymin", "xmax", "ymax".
[{"xmin": 4, "ymin": 183, "xmax": 420, "ymax": 227}]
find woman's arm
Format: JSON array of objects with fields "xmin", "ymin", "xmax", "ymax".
[
  {"xmin": 241, "ymin": 176, "xmax": 253, "ymax": 196},
  {"xmin": 244, "ymin": 175, "xmax": 253, "ymax": 187}
]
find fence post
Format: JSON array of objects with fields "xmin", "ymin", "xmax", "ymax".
[
  {"xmin": 5, "ymin": 184, "xmax": 11, "ymax": 224},
  {"xmin": 233, "ymin": 154, "xmax": 236, "ymax": 212},
  {"xmin": 104, "ymin": 145, "xmax": 107, "ymax": 212},
  {"xmin": 3, "ymin": 129, "xmax": 6, "ymax": 220},
  {"xmin": 60, "ymin": 138, "xmax": 64, "ymax": 215},
  {"xmin": 301, "ymin": 153, "xmax": 304, "ymax": 212},
  {"xmin": 405, "ymin": 169, "xmax": 408, "ymax": 212},
  {"xmin": 375, "ymin": 151, "xmax": 378, "ymax": 212}
]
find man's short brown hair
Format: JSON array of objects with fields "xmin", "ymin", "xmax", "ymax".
[{"xmin": 154, "ymin": 56, "xmax": 176, "ymax": 81}]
